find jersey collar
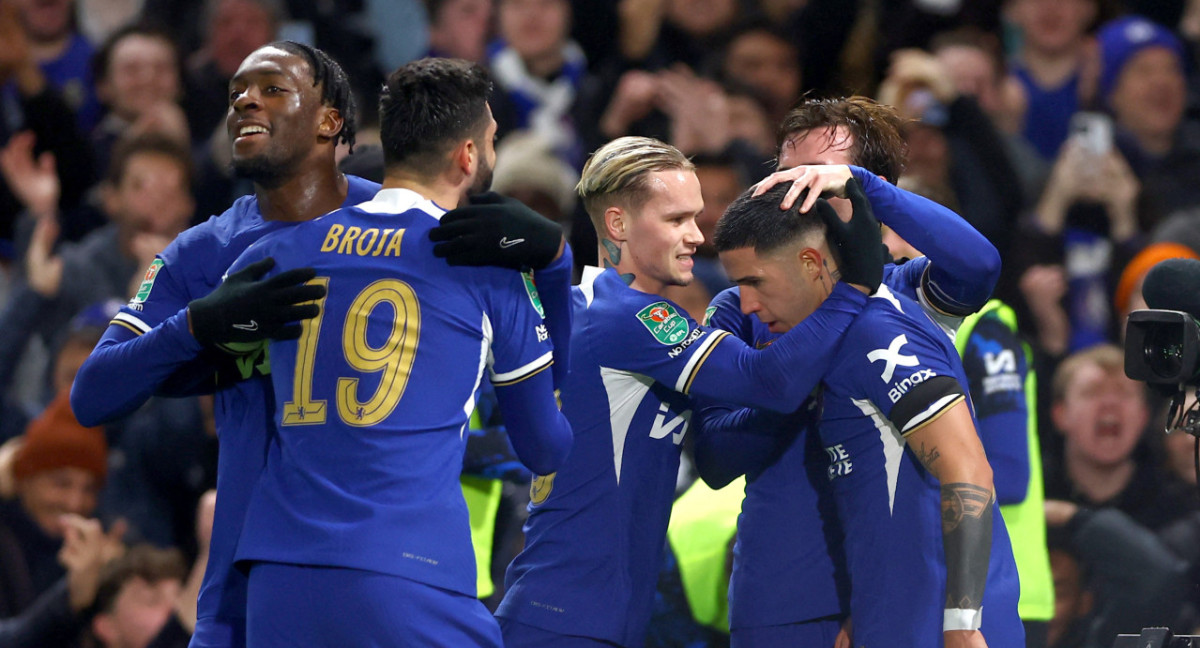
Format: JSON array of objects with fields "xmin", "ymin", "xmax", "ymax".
[{"xmin": 354, "ymin": 188, "xmax": 446, "ymax": 220}]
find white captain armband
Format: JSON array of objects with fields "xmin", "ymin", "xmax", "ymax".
[{"xmin": 944, "ymin": 607, "xmax": 983, "ymax": 632}]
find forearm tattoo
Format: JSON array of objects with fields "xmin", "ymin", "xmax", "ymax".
[{"xmin": 941, "ymin": 482, "xmax": 994, "ymax": 610}]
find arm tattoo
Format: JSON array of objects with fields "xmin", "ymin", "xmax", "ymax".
[
  {"xmin": 941, "ymin": 482, "xmax": 994, "ymax": 610},
  {"xmin": 912, "ymin": 441, "xmax": 941, "ymax": 470}
]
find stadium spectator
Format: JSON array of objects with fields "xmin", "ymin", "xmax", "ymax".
[
  {"xmin": 1006, "ymin": 0, "xmax": 1097, "ymax": 160},
  {"xmin": 1046, "ymin": 344, "xmax": 1198, "ymax": 530},
  {"xmin": 89, "ymin": 544, "xmax": 188, "ymax": 648},
  {"xmin": 488, "ymin": 0, "xmax": 585, "ymax": 165},
  {"xmin": 183, "ymin": 0, "xmax": 282, "ymax": 143},
  {"xmin": 0, "ymin": 133, "xmax": 193, "ymax": 414},
  {"xmin": 91, "ymin": 24, "xmax": 187, "ymax": 178},
  {"xmin": 1097, "ymin": 15, "xmax": 1200, "ymax": 227},
  {"xmin": 0, "ymin": 392, "xmax": 121, "ymax": 647}
]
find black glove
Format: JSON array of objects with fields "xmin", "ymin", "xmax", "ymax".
[
  {"xmin": 429, "ymin": 192, "xmax": 563, "ymax": 270},
  {"xmin": 813, "ymin": 177, "xmax": 883, "ymax": 292},
  {"xmin": 188, "ymin": 257, "xmax": 326, "ymax": 347}
]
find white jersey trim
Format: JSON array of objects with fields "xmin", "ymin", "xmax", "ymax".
[
  {"xmin": 113, "ymin": 311, "xmax": 151, "ymax": 334},
  {"xmin": 899, "ymin": 394, "xmax": 963, "ymax": 435},
  {"xmin": 579, "ymin": 266, "xmax": 603, "ymax": 307},
  {"xmin": 673, "ymin": 331, "xmax": 724, "ymax": 393},
  {"xmin": 491, "ymin": 351, "xmax": 554, "ymax": 385},
  {"xmin": 852, "ymin": 397, "xmax": 905, "ymax": 515},
  {"xmin": 600, "ymin": 367, "xmax": 654, "ymax": 484},
  {"xmin": 352, "ymin": 187, "xmax": 445, "ymax": 220}
]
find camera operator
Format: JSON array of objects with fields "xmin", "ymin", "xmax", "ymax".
[{"xmin": 1117, "ymin": 256, "xmax": 1200, "ymax": 642}]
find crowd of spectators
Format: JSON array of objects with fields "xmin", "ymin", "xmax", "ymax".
[{"xmin": 0, "ymin": 0, "xmax": 1198, "ymax": 646}]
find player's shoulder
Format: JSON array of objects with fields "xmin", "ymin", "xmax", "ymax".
[
  {"xmin": 345, "ymin": 175, "xmax": 382, "ymax": 204},
  {"xmin": 708, "ymin": 286, "xmax": 740, "ymax": 315},
  {"xmin": 846, "ymin": 285, "xmax": 935, "ymax": 346}
]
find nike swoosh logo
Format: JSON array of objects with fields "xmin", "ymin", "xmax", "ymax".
[
  {"xmin": 232, "ymin": 320, "xmax": 259, "ymax": 331},
  {"xmin": 499, "ymin": 237, "xmax": 525, "ymax": 248}
]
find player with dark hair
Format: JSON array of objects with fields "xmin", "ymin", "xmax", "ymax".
[
  {"xmin": 692, "ymin": 95, "xmax": 1006, "ymax": 646},
  {"xmin": 70, "ymin": 41, "xmax": 377, "ymax": 648},
  {"xmin": 226, "ymin": 56, "xmax": 572, "ymax": 647},
  {"xmin": 714, "ymin": 184, "xmax": 1022, "ymax": 648},
  {"xmin": 494, "ymin": 135, "xmax": 887, "ymax": 648}
]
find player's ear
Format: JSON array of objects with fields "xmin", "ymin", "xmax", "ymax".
[
  {"xmin": 317, "ymin": 106, "xmax": 343, "ymax": 143},
  {"xmin": 604, "ymin": 206, "xmax": 627, "ymax": 242},
  {"xmin": 454, "ymin": 138, "xmax": 475, "ymax": 177},
  {"xmin": 799, "ymin": 247, "xmax": 822, "ymax": 279}
]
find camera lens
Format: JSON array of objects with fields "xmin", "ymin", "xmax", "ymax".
[{"xmin": 1144, "ymin": 324, "xmax": 1184, "ymax": 380}]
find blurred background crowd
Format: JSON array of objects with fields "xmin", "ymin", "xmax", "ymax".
[{"xmin": 0, "ymin": 0, "xmax": 1199, "ymax": 646}]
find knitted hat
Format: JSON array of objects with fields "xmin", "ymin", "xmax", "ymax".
[
  {"xmin": 1114, "ymin": 242, "xmax": 1200, "ymax": 313},
  {"xmin": 12, "ymin": 392, "xmax": 108, "ymax": 484},
  {"xmin": 1097, "ymin": 16, "xmax": 1185, "ymax": 104}
]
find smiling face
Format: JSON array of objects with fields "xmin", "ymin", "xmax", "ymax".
[
  {"xmin": 1109, "ymin": 46, "xmax": 1186, "ymax": 145},
  {"xmin": 226, "ymin": 46, "xmax": 335, "ymax": 185},
  {"xmin": 1053, "ymin": 360, "xmax": 1149, "ymax": 469},
  {"xmin": 616, "ymin": 169, "xmax": 705, "ymax": 293},
  {"xmin": 17, "ymin": 467, "xmax": 99, "ymax": 538},
  {"xmin": 100, "ymin": 33, "xmax": 180, "ymax": 122}
]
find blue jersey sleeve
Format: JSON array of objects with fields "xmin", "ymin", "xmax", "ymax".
[
  {"xmin": 597, "ymin": 283, "xmax": 865, "ymax": 413},
  {"xmin": 841, "ymin": 298, "xmax": 967, "ymax": 436},
  {"xmin": 687, "ymin": 283, "xmax": 867, "ymax": 413},
  {"xmin": 535, "ymin": 243, "xmax": 574, "ymax": 390},
  {"xmin": 852, "ymin": 167, "xmax": 999, "ymax": 315},
  {"xmin": 961, "ymin": 316, "xmax": 1030, "ymax": 503},
  {"xmin": 71, "ymin": 256, "xmax": 207, "ymax": 426},
  {"xmin": 486, "ymin": 270, "xmax": 571, "ymax": 476},
  {"xmin": 692, "ymin": 288, "xmax": 812, "ymax": 488}
]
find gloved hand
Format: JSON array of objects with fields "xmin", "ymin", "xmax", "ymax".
[
  {"xmin": 812, "ymin": 177, "xmax": 883, "ymax": 292},
  {"xmin": 188, "ymin": 257, "xmax": 325, "ymax": 346},
  {"xmin": 429, "ymin": 192, "xmax": 563, "ymax": 270}
]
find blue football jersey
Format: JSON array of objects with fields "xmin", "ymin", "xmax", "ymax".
[
  {"xmin": 497, "ymin": 266, "xmax": 871, "ymax": 647},
  {"xmin": 819, "ymin": 285, "xmax": 1022, "ymax": 647},
  {"xmin": 229, "ymin": 188, "xmax": 554, "ymax": 598},
  {"xmin": 99, "ymin": 175, "xmax": 380, "ymax": 628},
  {"xmin": 704, "ymin": 287, "xmax": 848, "ymax": 630},
  {"xmin": 702, "ymin": 260, "xmax": 931, "ymax": 630},
  {"xmin": 497, "ymin": 267, "xmax": 731, "ymax": 646}
]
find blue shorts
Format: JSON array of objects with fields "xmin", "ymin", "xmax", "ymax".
[
  {"xmin": 246, "ymin": 562, "xmax": 502, "ymax": 648},
  {"xmin": 731, "ymin": 617, "xmax": 842, "ymax": 648},
  {"xmin": 498, "ymin": 618, "xmax": 622, "ymax": 647},
  {"xmin": 189, "ymin": 615, "xmax": 245, "ymax": 648}
]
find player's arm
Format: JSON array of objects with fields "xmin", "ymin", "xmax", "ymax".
[
  {"xmin": 491, "ymin": 368, "xmax": 572, "ymax": 477},
  {"xmin": 905, "ymin": 400, "xmax": 995, "ymax": 644},
  {"xmin": 71, "ymin": 311, "xmax": 208, "ymax": 425},
  {"xmin": 962, "ymin": 319, "xmax": 1030, "ymax": 504},
  {"xmin": 691, "ymin": 289, "xmax": 810, "ymax": 488},
  {"xmin": 463, "ymin": 382, "xmax": 533, "ymax": 484},
  {"xmin": 680, "ymin": 282, "xmax": 867, "ymax": 413},
  {"xmin": 71, "ymin": 253, "xmax": 213, "ymax": 426},
  {"xmin": 850, "ymin": 168, "xmax": 999, "ymax": 316},
  {"xmin": 535, "ymin": 243, "xmax": 573, "ymax": 389},
  {"xmin": 693, "ymin": 400, "xmax": 808, "ymax": 489},
  {"xmin": 430, "ymin": 193, "xmax": 573, "ymax": 389}
]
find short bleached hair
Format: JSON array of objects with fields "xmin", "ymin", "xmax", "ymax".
[{"xmin": 577, "ymin": 137, "xmax": 694, "ymax": 232}]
